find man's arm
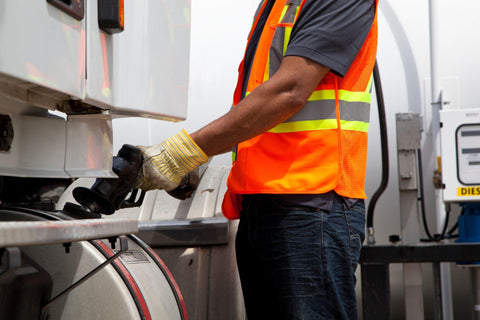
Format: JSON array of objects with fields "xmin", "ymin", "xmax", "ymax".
[
  {"xmin": 190, "ymin": 55, "xmax": 330, "ymax": 156},
  {"xmin": 136, "ymin": 56, "xmax": 329, "ymax": 192}
]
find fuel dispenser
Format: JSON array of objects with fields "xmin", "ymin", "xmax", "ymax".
[
  {"xmin": 360, "ymin": 109, "xmax": 480, "ymax": 320},
  {"xmin": 440, "ymin": 109, "xmax": 480, "ymax": 204},
  {"xmin": 440, "ymin": 108, "xmax": 480, "ymax": 246},
  {"xmin": 439, "ymin": 109, "xmax": 480, "ymax": 317}
]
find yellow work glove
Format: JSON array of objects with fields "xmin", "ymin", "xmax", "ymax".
[{"xmin": 137, "ymin": 129, "xmax": 208, "ymax": 191}]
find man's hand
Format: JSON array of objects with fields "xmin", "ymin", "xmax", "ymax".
[{"xmin": 136, "ymin": 129, "xmax": 208, "ymax": 192}]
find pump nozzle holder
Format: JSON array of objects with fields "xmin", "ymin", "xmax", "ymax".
[{"xmin": 73, "ymin": 144, "xmax": 144, "ymax": 215}]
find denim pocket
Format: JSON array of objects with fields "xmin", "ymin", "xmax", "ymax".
[{"xmin": 345, "ymin": 200, "xmax": 366, "ymax": 275}]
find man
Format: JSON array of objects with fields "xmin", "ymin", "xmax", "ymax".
[{"xmin": 137, "ymin": 0, "xmax": 377, "ymax": 318}]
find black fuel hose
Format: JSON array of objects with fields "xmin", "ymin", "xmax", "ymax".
[
  {"xmin": 417, "ymin": 149, "xmax": 449, "ymax": 241},
  {"xmin": 417, "ymin": 148, "xmax": 458, "ymax": 242},
  {"xmin": 366, "ymin": 60, "xmax": 389, "ymax": 243}
]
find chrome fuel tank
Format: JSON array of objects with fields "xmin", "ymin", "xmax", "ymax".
[{"xmin": 0, "ymin": 208, "xmax": 187, "ymax": 320}]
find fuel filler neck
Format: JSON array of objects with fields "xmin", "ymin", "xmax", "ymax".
[{"xmin": 72, "ymin": 144, "xmax": 145, "ymax": 216}]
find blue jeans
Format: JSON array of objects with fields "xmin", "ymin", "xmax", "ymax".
[{"xmin": 235, "ymin": 194, "xmax": 365, "ymax": 320}]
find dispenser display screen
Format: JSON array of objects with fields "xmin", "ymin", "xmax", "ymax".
[
  {"xmin": 440, "ymin": 108, "xmax": 480, "ymax": 202},
  {"xmin": 456, "ymin": 124, "xmax": 480, "ymax": 185}
]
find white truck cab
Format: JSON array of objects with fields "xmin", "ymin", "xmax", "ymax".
[{"xmin": 0, "ymin": 1, "xmax": 243, "ymax": 319}]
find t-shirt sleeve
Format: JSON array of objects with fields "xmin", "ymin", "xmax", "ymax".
[{"xmin": 285, "ymin": 0, "xmax": 375, "ymax": 77}]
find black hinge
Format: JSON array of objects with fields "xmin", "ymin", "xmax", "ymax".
[{"xmin": 0, "ymin": 115, "xmax": 14, "ymax": 152}]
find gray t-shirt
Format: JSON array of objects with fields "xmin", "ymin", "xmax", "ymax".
[
  {"xmin": 286, "ymin": 0, "xmax": 376, "ymax": 76},
  {"xmin": 244, "ymin": 0, "xmax": 375, "ymax": 210}
]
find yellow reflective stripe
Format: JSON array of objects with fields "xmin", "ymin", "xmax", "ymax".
[
  {"xmin": 366, "ymin": 74, "xmax": 373, "ymax": 93},
  {"xmin": 269, "ymin": 119, "xmax": 337, "ymax": 133},
  {"xmin": 308, "ymin": 90, "xmax": 371, "ymax": 103},
  {"xmin": 247, "ymin": 89, "xmax": 370, "ymax": 103},
  {"xmin": 264, "ymin": 53, "xmax": 270, "ymax": 82},
  {"xmin": 340, "ymin": 121, "xmax": 369, "ymax": 132},
  {"xmin": 283, "ymin": 26, "xmax": 292, "ymax": 55},
  {"xmin": 268, "ymin": 119, "xmax": 369, "ymax": 133},
  {"xmin": 279, "ymin": 5, "xmax": 289, "ymax": 22}
]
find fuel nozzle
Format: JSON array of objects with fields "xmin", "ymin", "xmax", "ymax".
[{"xmin": 72, "ymin": 144, "xmax": 145, "ymax": 215}]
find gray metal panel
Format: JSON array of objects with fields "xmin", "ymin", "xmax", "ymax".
[
  {"xmin": 152, "ymin": 246, "xmax": 211, "ymax": 320},
  {"xmin": 396, "ymin": 113, "xmax": 423, "ymax": 151},
  {"xmin": 397, "ymin": 150, "xmax": 418, "ymax": 191},
  {"xmin": 0, "ymin": 1, "xmax": 85, "ymax": 99},
  {"xmin": 138, "ymin": 217, "xmax": 229, "ymax": 247},
  {"xmin": 208, "ymin": 219, "xmax": 246, "ymax": 320},
  {"xmin": 85, "ymin": 0, "xmax": 191, "ymax": 120}
]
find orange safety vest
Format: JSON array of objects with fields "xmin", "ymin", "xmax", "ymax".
[{"xmin": 222, "ymin": 0, "xmax": 378, "ymax": 220}]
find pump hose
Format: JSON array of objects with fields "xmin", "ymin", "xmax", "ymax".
[
  {"xmin": 417, "ymin": 148, "xmax": 455, "ymax": 242},
  {"xmin": 366, "ymin": 60, "xmax": 389, "ymax": 243}
]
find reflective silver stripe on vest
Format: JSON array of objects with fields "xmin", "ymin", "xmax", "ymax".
[
  {"xmin": 266, "ymin": 0, "xmax": 370, "ymax": 126},
  {"xmin": 269, "ymin": 2, "xmax": 300, "ymax": 79},
  {"xmin": 283, "ymin": 100, "xmax": 371, "ymax": 123},
  {"xmin": 281, "ymin": 1, "xmax": 299, "ymax": 24},
  {"xmin": 288, "ymin": 0, "xmax": 303, "ymax": 5},
  {"xmin": 270, "ymin": 28, "xmax": 284, "ymax": 78}
]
